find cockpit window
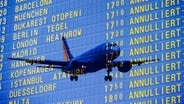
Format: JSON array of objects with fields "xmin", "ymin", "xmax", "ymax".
[{"xmin": 106, "ymin": 42, "xmax": 118, "ymax": 50}]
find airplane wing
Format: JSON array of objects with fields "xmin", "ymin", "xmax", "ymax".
[
  {"xmin": 8, "ymin": 58, "xmax": 69, "ymax": 67},
  {"xmin": 111, "ymin": 59, "xmax": 159, "ymax": 72},
  {"xmin": 112, "ymin": 59, "xmax": 159, "ymax": 66},
  {"xmin": 129, "ymin": 59, "xmax": 159, "ymax": 66}
]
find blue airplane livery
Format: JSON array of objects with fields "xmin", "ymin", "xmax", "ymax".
[{"xmin": 9, "ymin": 37, "xmax": 158, "ymax": 81}]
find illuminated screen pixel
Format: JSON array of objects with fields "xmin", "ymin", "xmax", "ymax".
[{"xmin": 0, "ymin": 0, "xmax": 183, "ymax": 104}]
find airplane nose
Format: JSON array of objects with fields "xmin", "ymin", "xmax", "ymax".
[
  {"xmin": 113, "ymin": 46, "xmax": 120, "ymax": 56},
  {"xmin": 113, "ymin": 44, "xmax": 120, "ymax": 51}
]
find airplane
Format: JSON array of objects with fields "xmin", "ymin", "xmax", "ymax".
[{"xmin": 8, "ymin": 37, "xmax": 159, "ymax": 81}]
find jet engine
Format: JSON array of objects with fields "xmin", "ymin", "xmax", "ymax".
[{"xmin": 117, "ymin": 61, "xmax": 132, "ymax": 72}]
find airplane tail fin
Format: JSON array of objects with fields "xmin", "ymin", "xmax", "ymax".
[{"xmin": 62, "ymin": 37, "xmax": 73, "ymax": 61}]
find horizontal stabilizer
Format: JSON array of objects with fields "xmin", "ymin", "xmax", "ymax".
[
  {"xmin": 37, "ymin": 66, "xmax": 63, "ymax": 69},
  {"xmin": 8, "ymin": 58, "xmax": 69, "ymax": 66}
]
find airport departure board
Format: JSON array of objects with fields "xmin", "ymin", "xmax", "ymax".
[{"xmin": 0, "ymin": 0, "xmax": 183, "ymax": 104}]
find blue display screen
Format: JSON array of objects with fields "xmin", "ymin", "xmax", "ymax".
[{"xmin": 0, "ymin": 0, "xmax": 183, "ymax": 104}]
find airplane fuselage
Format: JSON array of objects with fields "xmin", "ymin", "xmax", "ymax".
[{"xmin": 63, "ymin": 43, "xmax": 120, "ymax": 75}]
